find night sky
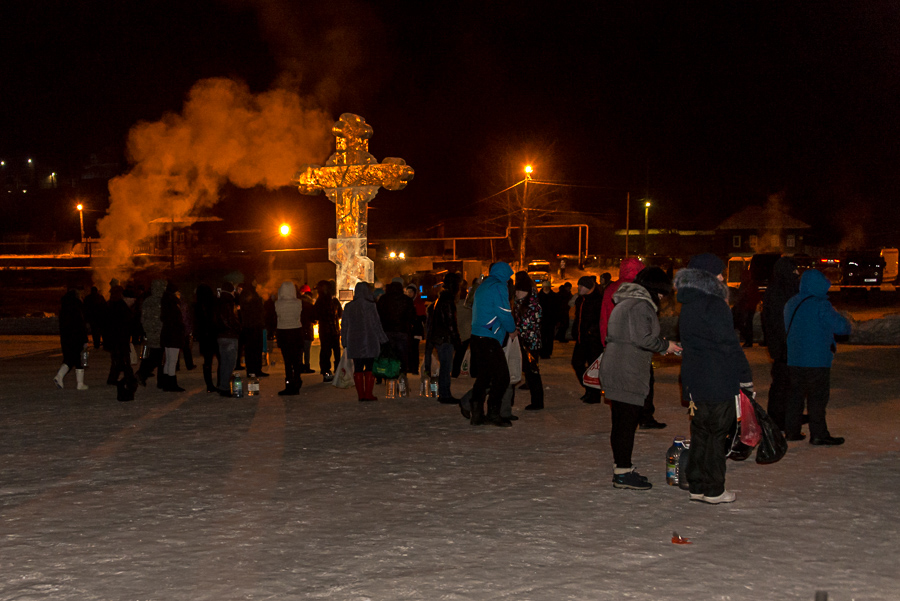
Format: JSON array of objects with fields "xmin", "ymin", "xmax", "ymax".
[{"xmin": 2, "ymin": 1, "xmax": 899, "ymax": 244}]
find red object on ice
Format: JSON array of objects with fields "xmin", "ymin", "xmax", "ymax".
[{"xmin": 671, "ymin": 532, "xmax": 692, "ymax": 545}]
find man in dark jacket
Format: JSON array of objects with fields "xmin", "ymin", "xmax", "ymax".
[
  {"xmin": 427, "ymin": 273, "xmax": 462, "ymax": 403},
  {"xmin": 761, "ymin": 257, "xmax": 799, "ymax": 431},
  {"xmin": 82, "ymin": 286, "xmax": 107, "ymax": 349},
  {"xmin": 571, "ymin": 275, "xmax": 604, "ymax": 404},
  {"xmin": 299, "ymin": 285, "xmax": 317, "ymax": 374},
  {"xmin": 537, "ymin": 281, "xmax": 558, "ymax": 359},
  {"xmin": 239, "ymin": 283, "xmax": 268, "ymax": 378},
  {"xmin": 377, "ymin": 278, "xmax": 416, "ymax": 378},
  {"xmin": 556, "ymin": 282, "xmax": 573, "ymax": 342},
  {"xmin": 784, "ymin": 269, "xmax": 851, "ymax": 446},
  {"xmin": 315, "ymin": 280, "xmax": 343, "ymax": 382},
  {"xmin": 214, "ymin": 282, "xmax": 242, "ymax": 395},
  {"xmin": 675, "ymin": 253, "xmax": 753, "ymax": 505},
  {"xmin": 106, "ymin": 286, "xmax": 139, "ymax": 401}
]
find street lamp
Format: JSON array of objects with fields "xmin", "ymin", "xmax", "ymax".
[
  {"xmin": 643, "ymin": 201, "xmax": 651, "ymax": 254},
  {"xmin": 279, "ymin": 223, "xmax": 291, "ymax": 237},
  {"xmin": 76, "ymin": 203, "xmax": 85, "ymax": 244}
]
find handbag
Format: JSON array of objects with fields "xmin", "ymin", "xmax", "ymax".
[
  {"xmin": 459, "ymin": 347, "xmax": 472, "ymax": 377},
  {"xmin": 504, "ymin": 339, "xmax": 522, "ymax": 385},
  {"xmin": 332, "ymin": 352, "xmax": 355, "ymax": 389},
  {"xmin": 753, "ymin": 398, "xmax": 788, "ymax": 464},
  {"xmin": 582, "ymin": 353, "xmax": 603, "ymax": 390},
  {"xmin": 373, "ymin": 343, "xmax": 401, "ymax": 379}
]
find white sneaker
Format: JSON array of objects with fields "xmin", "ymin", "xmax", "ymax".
[
  {"xmin": 689, "ymin": 493, "xmax": 704, "ymax": 502},
  {"xmin": 702, "ymin": 491, "xmax": 736, "ymax": 504}
]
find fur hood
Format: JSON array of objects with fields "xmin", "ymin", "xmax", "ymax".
[
  {"xmin": 675, "ymin": 268, "xmax": 729, "ymax": 302},
  {"xmin": 612, "ymin": 281, "xmax": 657, "ymax": 311}
]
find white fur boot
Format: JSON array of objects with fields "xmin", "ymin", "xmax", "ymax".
[
  {"xmin": 75, "ymin": 368, "xmax": 89, "ymax": 390},
  {"xmin": 54, "ymin": 364, "xmax": 69, "ymax": 389}
]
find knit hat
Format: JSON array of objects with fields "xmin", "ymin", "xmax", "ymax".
[
  {"xmin": 391, "ymin": 277, "xmax": 404, "ymax": 284},
  {"xmin": 688, "ymin": 253, "xmax": 725, "ymax": 275},
  {"xmin": 514, "ymin": 271, "xmax": 534, "ymax": 292},
  {"xmin": 577, "ymin": 275, "xmax": 596, "ymax": 289}
]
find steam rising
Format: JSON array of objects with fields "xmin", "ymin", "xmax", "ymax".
[{"xmin": 96, "ymin": 77, "xmax": 332, "ymax": 284}]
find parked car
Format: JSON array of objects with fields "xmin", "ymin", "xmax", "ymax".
[{"xmin": 526, "ymin": 260, "xmax": 552, "ymax": 286}]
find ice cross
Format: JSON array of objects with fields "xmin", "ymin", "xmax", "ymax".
[{"xmin": 294, "ymin": 113, "xmax": 414, "ymax": 298}]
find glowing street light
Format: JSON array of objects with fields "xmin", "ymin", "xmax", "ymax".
[
  {"xmin": 279, "ymin": 223, "xmax": 291, "ymax": 237},
  {"xmin": 524, "ymin": 164, "xmax": 533, "ymax": 178},
  {"xmin": 76, "ymin": 203, "xmax": 85, "ymax": 244},
  {"xmin": 643, "ymin": 200, "xmax": 651, "ymax": 253},
  {"xmin": 389, "ymin": 251, "xmax": 397, "ymax": 258}
]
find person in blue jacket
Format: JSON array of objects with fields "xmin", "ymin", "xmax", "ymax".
[
  {"xmin": 469, "ymin": 262, "xmax": 518, "ymax": 427},
  {"xmin": 783, "ymin": 269, "xmax": 851, "ymax": 445}
]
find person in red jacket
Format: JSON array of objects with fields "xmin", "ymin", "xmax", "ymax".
[{"xmin": 600, "ymin": 257, "xmax": 665, "ymax": 429}]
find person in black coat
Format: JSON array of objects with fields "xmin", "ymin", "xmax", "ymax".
[
  {"xmin": 556, "ymin": 282, "xmax": 573, "ymax": 342},
  {"xmin": 194, "ymin": 284, "xmax": 219, "ymax": 393},
  {"xmin": 675, "ymin": 253, "xmax": 753, "ymax": 505},
  {"xmin": 537, "ymin": 281, "xmax": 558, "ymax": 359},
  {"xmin": 299, "ymin": 285, "xmax": 317, "ymax": 374},
  {"xmin": 82, "ymin": 286, "xmax": 107, "ymax": 349},
  {"xmin": 54, "ymin": 287, "xmax": 90, "ymax": 390},
  {"xmin": 160, "ymin": 281, "xmax": 186, "ymax": 392},
  {"xmin": 571, "ymin": 276, "xmax": 604, "ymax": 404},
  {"xmin": 377, "ymin": 279, "xmax": 416, "ymax": 378},
  {"xmin": 239, "ymin": 282, "xmax": 267, "ymax": 377},
  {"xmin": 761, "ymin": 257, "xmax": 799, "ymax": 431},
  {"xmin": 105, "ymin": 285, "xmax": 139, "ymax": 401},
  {"xmin": 315, "ymin": 280, "xmax": 343, "ymax": 382}
]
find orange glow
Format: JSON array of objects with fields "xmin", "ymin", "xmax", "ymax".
[
  {"xmin": 279, "ymin": 223, "xmax": 290, "ymax": 236},
  {"xmin": 524, "ymin": 165, "xmax": 533, "ymax": 175},
  {"xmin": 76, "ymin": 203, "xmax": 83, "ymax": 211}
]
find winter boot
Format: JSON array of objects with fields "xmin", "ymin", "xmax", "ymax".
[
  {"xmin": 470, "ymin": 396, "xmax": 485, "ymax": 426},
  {"xmin": 75, "ymin": 369, "xmax": 89, "ymax": 390},
  {"xmin": 363, "ymin": 371, "xmax": 378, "ymax": 401},
  {"xmin": 278, "ymin": 379, "xmax": 300, "ymax": 396},
  {"xmin": 353, "ymin": 372, "xmax": 369, "ymax": 401},
  {"xmin": 107, "ymin": 365, "xmax": 120, "ymax": 386},
  {"xmin": 156, "ymin": 370, "xmax": 164, "ymax": 389},
  {"xmin": 203, "ymin": 364, "xmax": 217, "ymax": 393},
  {"xmin": 163, "ymin": 374, "xmax": 185, "ymax": 392},
  {"xmin": 53, "ymin": 364, "xmax": 69, "ymax": 389}
]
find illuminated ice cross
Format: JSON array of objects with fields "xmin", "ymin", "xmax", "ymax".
[{"xmin": 294, "ymin": 113, "xmax": 414, "ymax": 298}]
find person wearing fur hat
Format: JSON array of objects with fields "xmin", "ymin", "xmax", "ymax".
[
  {"xmin": 571, "ymin": 275, "xmax": 604, "ymax": 404},
  {"xmin": 601, "ymin": 267, "xmax": 681, "ymax": 489},
  {"xmin": 675, "ymin": 253, "xmax": 753, "ymax": 504}
]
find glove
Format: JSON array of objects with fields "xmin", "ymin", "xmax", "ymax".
[{"xmin": 740, "ymin": 382, "xmax": 755, "ymax": 400}]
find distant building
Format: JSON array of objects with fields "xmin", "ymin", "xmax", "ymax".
[{"xmin": 716, "ymin": 205, "xmax": 811, "ymax": 255}]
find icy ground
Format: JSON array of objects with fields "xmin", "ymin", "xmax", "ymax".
[{"xmin": 1, "ymin": 336, "xmax": 899, "ymax": 601}]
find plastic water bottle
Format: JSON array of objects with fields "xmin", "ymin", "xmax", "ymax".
[
  {"xmin": 666, "ymin": 437, "xmax": 687, "ymax": 486},
  {"xmin": 230, "ymin": 371, "xmax": 243, "ymax": 398},
  {"xmin": 246, "ymin": 374, "xmax": 260, "ymax": 396},
  {"xmin": 429, "ymin": 379, "xmax": 438, "ymax": 397},
  {"xmin": 81, "ymin": 348, "xmax": 90, "ymax": 369}
]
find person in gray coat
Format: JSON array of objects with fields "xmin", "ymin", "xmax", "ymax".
[
  {"xmin": 599, "ymin": 267, "xmax": 680, "ymax": 490},
  {"xmin": 342, "ymin": 281, "xmax": 389, "ymax": 401}
]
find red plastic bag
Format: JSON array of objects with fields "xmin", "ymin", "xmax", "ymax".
[
  {"xmin": 582, "ymin": 353, "xmax": 603, "ymax": 390},
  {"xmin": 738, "ymin": 390, "xmax": 761, "ymax": 448}
]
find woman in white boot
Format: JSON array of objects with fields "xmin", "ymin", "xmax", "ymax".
[{"xmin": 55, "ymin": 286, "xmax": 90, "ymax": 390}]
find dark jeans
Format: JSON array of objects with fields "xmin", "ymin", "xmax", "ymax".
[
  {"xmin": 471, "ymin": 336, "xmax": 510, "ymax": 418},
  {"xmin": 571, "ymin": 338, "xmax": 603, "ymax": 402},
  {"xmin": 787, "ymin": 366, "xmax": 832, "ymax": 439},
  {"xmin": 540, "ymin": 323, "xmax": 555, "ymax": 358},
  {"xmin": 301, "ymin": 339, "xmax": 313, "ymax": 368},
  {"xmin": 243, "ymin": 327, "xmax": 264, "ymax": 375},
  {"xmin": 319, "ymin": 333, "xmax": 341, "ymax": 374},
  {"xmin": 353, "ymin": 357, "xmax": 375, "ymax": 373},
  {"xmin": 277, "ymin": 328, "xmax": 303, "ymax": 387},
  {"xmin": 767, "ymin": 360, "xmax": 790, "ymax": 431},
  {"xmin": 408, "ymin": 336, "xmax": 421, "ymax": 375},
  {"xmin": 687, "ymin": 400, "xmax": 736, "ymax": 497},
  {"xmin": 436, "ymin": 341, "xmax": 455, "ymax": 398},
  {"xmin": 556, "ymin": 316, "xmax": 570, "ymax": 342},
  {"xmin": 609, "ymin": 400, "xmax": 643, "ymax": 468},
  {"xmin": 385, "ymin": 331, "xmax": 409, "ymax": 374},
  {"xmin": 89, "ymin": 321, "xmax": 103, "ymax": 349},
  {"xmin": 640, "ymin": 368, "xmax": 656, "ymax": 423},
  {"xmin": 522, "ymin": 342, "xmax": 544, "ymax": 407}
]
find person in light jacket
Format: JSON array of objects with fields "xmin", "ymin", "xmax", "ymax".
[
  {"xmin": 275, "ymin": 281, "xmax": 304, "ymax": 396},
  {"xmin": 342, "ymin": 281, "xmax": 389, "ymax": 401},
  {"xmin": 600, "ymin": 267, "xmax": 680, "ymax": 490}
]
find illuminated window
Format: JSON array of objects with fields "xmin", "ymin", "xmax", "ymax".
[
  {"xmin": 732, "ymin": 235, "xmax": 741, "ymax": 248},
  {"xmin": 786, "ymin": 235, "xmax": 796, "ymax": 248}
]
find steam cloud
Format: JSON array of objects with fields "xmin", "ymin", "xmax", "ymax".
[{"xmin": 95, "ymin": 77, "xmax": 332, "ymax": 285}]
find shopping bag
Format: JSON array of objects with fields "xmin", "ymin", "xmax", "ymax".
[
  {"xmin": 459, "ymin": 347, "xmax": 472, "ymax": 377},
  {"xmin": 505, "ymin": 340, "xmax": 522, "ymax": 385},
  {"xmin": 738, "ymin": 390, "xmax": 762, "ymax": 448},
  {"xmin": 753, "ymin": 398, "xmax": 788, "ymax": 464},
  {"xmin": 332, "ymin": 352, "xmax": 354, "ymax": 389},
  {"xmin": 727, "ymin": 395, "xmax": 754, "ymax": 461},
  {"xmin": 129, "ymin": 343, "xmax": 138, "ymax": 365},
  {"xmin": 582, "ymin": 353, "xmax": 603, "ymax": 390}
]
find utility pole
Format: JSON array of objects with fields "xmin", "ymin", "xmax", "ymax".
[{"xmin": 625, "ymin": 192, "xmax": 630, "ymax": 257}]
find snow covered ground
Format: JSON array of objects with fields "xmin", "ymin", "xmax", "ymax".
[{"xmin": 1, "ymin": 336, "xmax": 898, "ymax": 601}]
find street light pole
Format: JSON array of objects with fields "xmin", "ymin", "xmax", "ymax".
[
  {"xmin": 519, "ymin": 165, "xmax": 532, "ymax": 269},
  {"xmin": 643, "ymin": 201, "xmax": 651, "ymax": 254},
  {"xmin": 76, "ymin": 203, "xmax": 85, "ymax": 245}
]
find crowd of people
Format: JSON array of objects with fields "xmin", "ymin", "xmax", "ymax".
[{"xmin": 54, "ymin": 252, "xmax": 851, "ymax": 505}]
